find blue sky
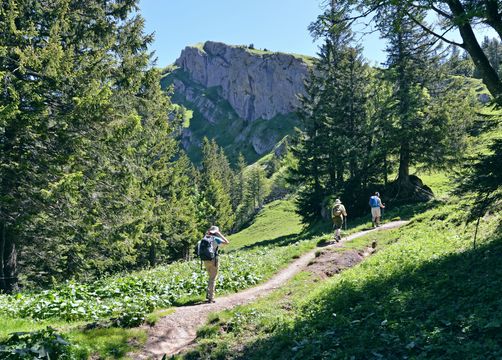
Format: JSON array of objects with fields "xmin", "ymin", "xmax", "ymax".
[
  {"xmin": 138, "ymin": 0, "xmax": 387, "ymax": 67},
  {"xmin": 138, "ymin": 1, "xmax": 495, "ymax": 68}
]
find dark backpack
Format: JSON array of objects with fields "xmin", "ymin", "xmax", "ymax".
[{"xmin": 196, "ymin": 236, "xmax": 217, "ymax": 261}]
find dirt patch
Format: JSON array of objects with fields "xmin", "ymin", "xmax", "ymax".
[{"xmin": 307, "ymin": 249, "xmax": 365, "ymax": 279}]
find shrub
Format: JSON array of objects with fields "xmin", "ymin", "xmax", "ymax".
[{"xmin": 0, "ymin": 327, "xmax": 77, "ymax": 359}]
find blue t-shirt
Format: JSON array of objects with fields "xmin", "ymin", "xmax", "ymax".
[{"xmin": 212, "ymin": 236, "xmax": 223, "ymax": 245}]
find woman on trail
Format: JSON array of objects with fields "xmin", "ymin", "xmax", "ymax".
[{"xmin": 201, "ymin": 225, "xmax": 229, "ymax": 303}]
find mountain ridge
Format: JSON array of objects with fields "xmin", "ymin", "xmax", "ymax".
[{"xmin": 162, "ymin": 41, "xmax": 313, "ymax": 163}]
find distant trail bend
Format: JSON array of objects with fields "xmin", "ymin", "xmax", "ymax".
[{"xmin": 133, "ymin": 220, "xmax": 409, "ymax": 359}]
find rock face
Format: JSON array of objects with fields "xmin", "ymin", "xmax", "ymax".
[{"xmin": 174, "ymin": 41, "xmax": 310, "ymax": 122}]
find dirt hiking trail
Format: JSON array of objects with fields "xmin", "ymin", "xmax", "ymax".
[{"xmin": 133, "ymin": 221, "xmax": 408, "ymax": 359}]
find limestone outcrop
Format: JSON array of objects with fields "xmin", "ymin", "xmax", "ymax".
[{"xmin": 173, "ymin": 41, "xmax": 310, "ymax": 122}]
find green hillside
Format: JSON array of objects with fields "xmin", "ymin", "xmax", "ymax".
[
  {"xmin": 181, "ymin": 199, "xmax": 502, "ymax": 360},
  {"xmin": 2, "ymin": 1, "xmax": 502, "ymax": 360},
  {"xmin": 161, "ymin": 68, "xmax": 300, "ymax": 165}
]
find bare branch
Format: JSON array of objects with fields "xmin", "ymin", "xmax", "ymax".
[{"xmin": 406, "ymin": 10, "xmax": 464, "ymax": 48}]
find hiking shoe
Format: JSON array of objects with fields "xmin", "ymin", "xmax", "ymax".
[{"xmin": 206, "ymin": 299, "xmax": 215, "ymax": 303}]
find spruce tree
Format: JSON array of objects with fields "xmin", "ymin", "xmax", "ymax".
[
  {"xmin": 234, "ymin": 153, "xmax": 247, "ymax": 209},
  {"xmin": 289, "ymin": 72, "xmax": 328, "ymax": 224},
  {"xmin": 290, "ymin": 2, "xmax": 381, "ymax": 221},
  {"xmin": 200, "ymin": 138, "xmax": 235, "ymax": 231},
  {"xmin": 379, "ymin": 4, "xmax": 473, "ymax": 200},
  {"xmin": 0, "ymin": 0, "xmax": 186, "ymax": 289}
]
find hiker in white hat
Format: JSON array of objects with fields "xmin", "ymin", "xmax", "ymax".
[
  {"xmin": 331, "ymin": 199, "xmax": 347, "ymax": 241},
  {"xmin": 201, "ymin": 225, "xmax": 229, "ymax": 303}
]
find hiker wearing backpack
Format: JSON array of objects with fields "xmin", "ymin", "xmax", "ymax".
[
  {"xmin": 332, "ymin": 199, "xmax": 347, "ymax": 242},
  {"xmin": 197, "ymin": 225, "xmax": 229, "ymax": 303},
  {"xmin": 369, "ymin": 192, "xmax": 385, "ymax": 228}
]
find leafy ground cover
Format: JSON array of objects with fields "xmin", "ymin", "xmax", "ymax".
[
  {"xmin": 0, "ymin": 198, "xmax": 314, "ymax": 358},
  {"xmin": 179, "ymin": 200, "xmax": 502, "ymax": 359},
  {"xmin": 0, "ymin": 238, "xmax": 316, "ymax": 327},
  {"xmin": 0, "ymin": 178, "xmax": 457, "ymax": 359}
]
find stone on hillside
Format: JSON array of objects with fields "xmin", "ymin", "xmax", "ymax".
[{"xmin": 174, "ymin": 41, "xmax": 309, "ymax": 122}]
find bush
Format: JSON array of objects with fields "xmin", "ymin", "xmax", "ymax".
[{"xmin": 0, "ymin": 327, "xmax": 77, "ymax": 359}]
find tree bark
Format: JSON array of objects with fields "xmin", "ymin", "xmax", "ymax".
[
  {"xmin": 484, "ymin": 0, "xmax": 502, "ymax": 41},
  {"xmin": 149, "ymin": 243, "xmax": 156, "ymax": 267},
  {"xmin": 398, "ymin": 142, "xmax": 410, "ymax": 184},
  {"xmin": 446, "ymin": 0, "xmax": 502, "ymax": 105},
  {"xmin": 0, "ymin": 222, "xmax": 17, "ymax": 293}
]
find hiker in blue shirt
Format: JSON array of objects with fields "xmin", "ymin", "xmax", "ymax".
[
  {"xmin": 202, "ymin": 225, "xmax": 229, "ymax": 303},
  {"xmin": 369, "ymin": 192, "xmax": 385, "ymax": 228}
]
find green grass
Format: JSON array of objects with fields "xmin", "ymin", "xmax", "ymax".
[
  {"xmin": 180, "ymin": 200, "xmax": 502, "ymax": 359},
  {"xmin": 414, "ymin": 171, "xmax": 452, "ymax": 198},
  {"xmin": 226, "ymin": 198, "xmax": 303, "ymax": 251},
  {"xmin": 0, "ymin": 318, "xmax": 86, "ymax": 341},
  {"xmin": 145, "ymin": 309, "xmax": 175, "ymax": 326},
  {"xmin": 4, "ymin": 191, "xmax": 495, "ymax": 359},
  {"xmin": 67, "ymin": 328, "xmax": 147, "ymax": 359},
  {"xmin": 0, "ymin": 319, "xmax": 145, "ymax": 359}
]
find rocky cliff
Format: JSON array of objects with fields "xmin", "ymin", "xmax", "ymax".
[{"xmin": 162, "ymin": 41, "xmax": 313, "ymax": 163}]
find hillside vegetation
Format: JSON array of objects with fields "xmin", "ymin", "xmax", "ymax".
[
  {"xmin": 161, "ymin": 68, "xmax": 300, "ymax": 165},
  {"xmin": 0, "ymin": 199, "xmax": 315, "ymax": 358},
  {"xmin": 181, "ymin": 199, "xmax": 501, "ymax": 359},
  {"xmin": 1, "ymin": 0, "xmax": 501, "ymax": 359}
]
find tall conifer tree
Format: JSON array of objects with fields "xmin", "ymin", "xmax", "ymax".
[{"xmin": 0, "ymin": 0, "xmax": 189, "ymax": 289}]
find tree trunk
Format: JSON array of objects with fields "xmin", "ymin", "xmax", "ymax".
[
  {"xmin": 0, "ymin": 222, "xmax": 17, "ymax": 293},
  {"xmin": 447, "ymin": 0, "xmax": 502, "ymax": 105},
  {"xmin": 383, "ymin": 154, "xmax": 388, "ymax": 186},
  {"xmin": 397, "ymin": 142, "xmax": 410, "ymax": 185},
  {"xmin": 149, "ymin": 243, "xmax": 156, "ymax": 267}
]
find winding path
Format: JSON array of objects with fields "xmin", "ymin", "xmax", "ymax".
[{"xmin": 133, "ymin": 221, "xmax": 408, "ymax": 359}]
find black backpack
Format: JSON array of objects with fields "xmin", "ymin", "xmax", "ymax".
[{"xmin": 196, "ymin": 235, "xmax": 217, "ymax": 261}]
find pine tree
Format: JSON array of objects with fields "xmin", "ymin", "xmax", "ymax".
[
  {"xmin": 200, "ymin": 138, "xmax": 235, "ymax": 231},
  {"xmin": 289, "ymin": 71, "xmax": 328, "ymax": 224},
  {"xmin": 0, "ymin": 0, "xmax": 188, "ymax": 289},
  {"xmin": 290, "ymin": 2, "xmax": 381, "ymax": 221},
  {"xmin": 235, "ymin": 153, "xmax": 247, "ymax": 208},
  {"xmin": 247, "ymin": 165, "xmax": 268, "ymax": 210},
  {"xmin": 379, "ymin": 4, "xmax": 474, "ymax": 200}
]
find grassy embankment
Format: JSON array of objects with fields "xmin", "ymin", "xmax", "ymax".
[{"xmin": 181, "ymin": 197, "xmax": 501, "ymax": 359}]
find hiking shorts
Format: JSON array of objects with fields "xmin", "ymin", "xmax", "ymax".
[
  {"xmin": 333, "ymin": 217, "xmax": 343, "ymax": 230},
  {"xmin": 371, "ymin": 207, "xmax": 381, "ymax": 219}
]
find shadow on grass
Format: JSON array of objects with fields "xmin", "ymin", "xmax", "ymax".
[
  {"xmin": 222, "ymin": 229, "xmax": 502, "ymax": 360},
  {"xmin": 230, "ymin": 233, "xmax": 305, "ymax": 252}
]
